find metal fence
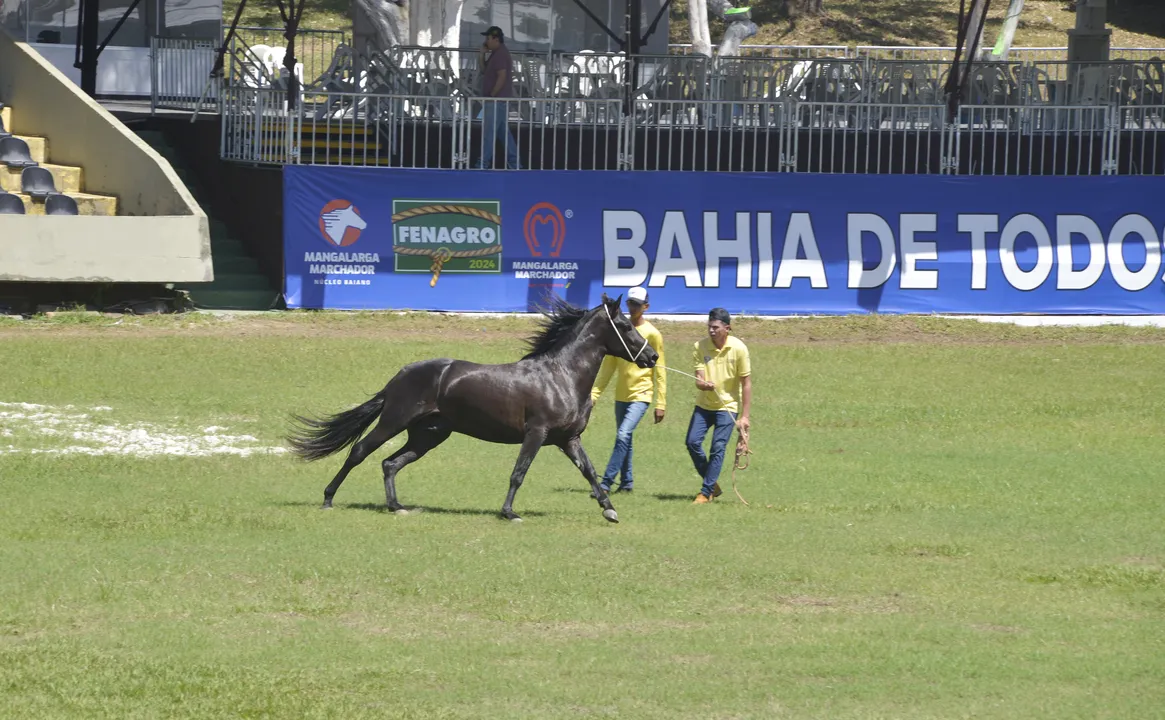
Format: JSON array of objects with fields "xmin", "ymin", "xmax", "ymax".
[
  {"xmin": 219, "ymin": 86, "xmax": 1165, "ymax": 175},
  {"xmin": 231, "ymin": 26, "xmax": 350, "ymax": 90},
  {"xmin": 668, "ymin": 43, "xmax": 849, "ymax": 59},
  {"xmin": 154, "ymin": 34, "xmax": 1165, "ymax": 113},
  {"xmin": 671, "ymin": 44, "xmax": 1165, "ymax": 62},
  {"xmin": 294, "ymin": 45, "xmax": 1165, "ymax": 110},
  {"xmin": 150, "ymin": 36, "xmax": 220, "ymax": 113}
]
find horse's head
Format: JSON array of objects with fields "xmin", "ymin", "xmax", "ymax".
[{"xmin": 598, "ymin": 293, "xmax": 658, "ymax": 369}]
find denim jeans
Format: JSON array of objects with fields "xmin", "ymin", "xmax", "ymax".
[
  {"xmin": 686, "ymin": 406, "xmax": 737, "ymax": 497},
  {"xmin": 600, "ymin": 400, "xmax": 649, "ymax": 490},
  {"xmin": 477, "ymin": 99, "xmax": 520, "ymax": 170}
]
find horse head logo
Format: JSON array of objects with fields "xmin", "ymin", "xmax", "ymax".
[
  {"xmin": 318, "ymin": 200, "xmax": 368, "ymax": 247},
  {"xmin": 524, "ymin": 202, "xmax": 566, "ymax": 258}
]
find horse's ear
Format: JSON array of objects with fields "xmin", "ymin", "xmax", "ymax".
[{"xmin": 601, "ymin": 292, "xmax": 611, "ymax": 304}]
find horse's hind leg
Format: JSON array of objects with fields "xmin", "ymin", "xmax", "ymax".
[
  {"xmin": 322, "ymin": 418, "xmax": 401, "ymax": 509},
  {"xmin": 382, "ymin": 416, "xmax": 453, "ymax": 513},
  {"xmin": 560, "ymin": 436, "xmax": 619, "ymax": 524}
]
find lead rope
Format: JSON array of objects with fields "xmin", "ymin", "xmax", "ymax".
[{"xmin": 605, "ymin": 308, "xmax": 753, "ymax": 505}]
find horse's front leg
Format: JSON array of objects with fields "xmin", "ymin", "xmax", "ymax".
[
  {"xmin": 502, "ymin": 428, "xmax": 548, "ymax": 522},
  {"xmin": 561, "ymin": 435, "xmax": 619, "ymax": 524}
]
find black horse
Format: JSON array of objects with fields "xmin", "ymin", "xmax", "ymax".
[{"xmin": 285, "ymin": 294, "xmax": 659, "ymax": 523}]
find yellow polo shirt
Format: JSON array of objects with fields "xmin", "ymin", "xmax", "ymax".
[
  {"xmin": 693, "ymin": 335, "xmax": 750, "ymax": 413},
  {"xmin": 590, "ymin": 320, "xmax": 667, "ymax": 410}
]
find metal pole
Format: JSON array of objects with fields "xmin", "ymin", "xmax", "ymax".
[
  {"xmin": 78, "ymin": 0, "xmax": 101, "ymax": 96},
  {"xmin": 624, "ymin": 0, "xmax": 642, "ymax": 115}
]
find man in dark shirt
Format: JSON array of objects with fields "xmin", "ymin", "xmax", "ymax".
[{"xmin": 476, "ymin": 26, "xmax": 521, "ymax": 170}]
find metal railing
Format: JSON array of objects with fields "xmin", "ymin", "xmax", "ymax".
[
  {"xmin": 219, "ymin": 87, "xmax": 1165, "ymax": 176},
  {"xmin": 669, "ymin": 44, "xmax": 1165, "ymax": 62},
  {"xmin": 220, "ymin": 85, "xmax": 303, "ymax": 165},
  {"xmin": 232, "ymin": 26, "xmax": 350, "ymax": 91},
  {"xmin": 948, "ymin": 105, "xmax": 1116, "ymax": 175},
  {"xmin": 668, "ymin": 43, "xmax": 849, "ymax": 59},
  {"xmin": 150, "ymin": 36, "xmax": 220, "ymax": 113},
  {"xmin": 302, "ymin": 46, "xmax": 1165, "ymax": 111}
]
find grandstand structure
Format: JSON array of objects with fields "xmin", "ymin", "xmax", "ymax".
[
  {"xmin": 180, "ymin": 29, "xmax": 1163, "ymax": 176},
  {"xmin": 0, "ymin": 24, "xmax": 211, "ymax": 300}
]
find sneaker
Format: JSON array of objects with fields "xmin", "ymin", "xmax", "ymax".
[
  {"xmin": 613, "ymin": 485, "xmax": 633, "ymax": 494},
  {"xmin": 711, "ymin": 483, "xmax": 723, "ymax": 498},
  {"xmin": 692, "ymin": 494, "xmax": 711, "ymax": 504}
]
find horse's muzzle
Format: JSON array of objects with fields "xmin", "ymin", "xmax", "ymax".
[{"xmin": 635, "ymin": 346, "xmax": 659, "ymax": 369}]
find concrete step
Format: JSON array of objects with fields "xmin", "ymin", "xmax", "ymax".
[
  {"xmin": 1, "ymin": 162, "xmax": 82, "ymax": 193},
  {"xmin": 213, "ymin": 255, "xmax": 262, "ymax": 274},
  {"xmin": 11, "ymin": 191, "xmax": 118, "ymax": 216},
  {"xmin": 200, "ymin": 272, "xmax": 275, "ymax": 291},
  {"xmin": 9, "ymin": 136, "xmax": 48, "ymax": 164},
  {"xmin": 181, "ymin": 288, "xmax": 281, "ymax": 311},
  {"xmin": 209, "ymin": 241, "xmax": 253, "ymax": 260}
]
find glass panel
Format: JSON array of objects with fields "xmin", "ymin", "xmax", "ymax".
[
  {"xmin": 1, "ymin": 0, "xmax": 28, "ymax": 41},
  {"xmin": 24, "ymin": 0, "xmax": 75, "ymax": 45},
  {"xmin": 160, "ymin": 0, "xmax": 221, "ymax": 39},
  {"xmin": 461, "ymin": 0, "xmax": 491, "ymax": 48},
  {"xmin": 459, "ymin": 0, "xmax": 668, "ymax": 54},
  {"xmin": 99, "ymin": 0, "xmax": 148, "ymax": 47},
  {"xmin": 22, "ymin": 0, "xmax": 152, "ymax": 48}
]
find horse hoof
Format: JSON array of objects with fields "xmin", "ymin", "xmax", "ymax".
[
  {"xmin": 393, "ymin": 508, "xmax": 409, "ymax": 516},
  {"xmin": 320, "ymin": 504, "xmax": 333, "ymax": 510},
  {"xmin": 510, "ymin": 517, "xmax": 523, "ymax": 523},
  {"xmin": 602, "ymin": 508, "xmax": 619, "ymax": 523}
]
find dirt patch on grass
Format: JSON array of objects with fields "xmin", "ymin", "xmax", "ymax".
[{"xmin": 3, "ymin": 312, "xmax": 1165, "ymax": 347}]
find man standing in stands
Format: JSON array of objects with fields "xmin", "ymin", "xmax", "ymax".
[
  {"xmin": 476, "ymin": 26, "xmax": 521, "ymax": 170},
  {"xmin": 687, "ymin": 307, "xmax": 751, "ymax": 504},
  {"xmin": 590, "ymin": 287, "xmax": 667, "ymax": 495}
]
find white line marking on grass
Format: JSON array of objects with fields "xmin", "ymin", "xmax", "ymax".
[{"xmin": 0, "ymin": 401, "xmax": 288, "ymax": 458}]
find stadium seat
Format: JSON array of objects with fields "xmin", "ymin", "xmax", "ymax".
[
  {"xmin": 0, "ymin": 136, "xmax": 36, "ymax": 168},
  {"xmin": 0, "ymin": 192, "xmax": 24, "ymax": 214},
  {"xmin": 21, "ymin": 165, "xmax": 57, "ymax": 198},
  {"xmin": 44, "ymin": 193, "xmax": 79, "ymax": 216}
]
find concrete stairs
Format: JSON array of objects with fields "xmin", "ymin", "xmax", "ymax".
[
  {"xmin": 0, "ymin": 105, "xmax": 119, "ymax": 216},
  {"xmin": 135, "ymin": 130, "xmax": 281, "ymax": 311}
]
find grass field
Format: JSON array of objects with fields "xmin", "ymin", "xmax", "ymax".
[{"xmin": 1, "ymin": 311, "xmax": 1163, "ymax": 718}]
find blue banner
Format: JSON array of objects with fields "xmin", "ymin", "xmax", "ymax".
[{"xmin": 284, "ymin": 166, "xmax": 1165, "ymax": 314}]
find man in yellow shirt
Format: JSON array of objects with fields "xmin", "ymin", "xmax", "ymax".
[
  {"xmin": 688, "ymin": 307, "xmax": 751, "ymax": 503},
  {"xmin": 590, "ymin": 286, "xmax": 667, "ymax": 494}
]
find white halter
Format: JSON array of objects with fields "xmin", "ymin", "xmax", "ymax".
[{"xmin": 604, "ymin": 301, "xmax": 648, "ymax": 362}]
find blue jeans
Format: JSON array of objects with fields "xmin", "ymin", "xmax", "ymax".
[
  {"xmin": 477, "ymin": 99, "xmax": 520, "ymax": 170},
  {"xmin": 686, "ymin": 406, "xmax": 737, "ymax": 497},
  {"xmin": 600, "ymin": 400, "xmax": 649, "ymax": 490}
]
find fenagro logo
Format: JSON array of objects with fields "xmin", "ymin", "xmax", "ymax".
[
  {"xmin": 524, "ymin": 202, "xmax": 566, "ymax": 257},
  {"xmin": 318, "ymin": 200, "xmax": 367, "ymax": 247},
  {"xmin": 391, "ymin": 199, "xmax": 502, "ymax": 287}
]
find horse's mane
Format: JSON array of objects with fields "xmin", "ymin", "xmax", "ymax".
[{"xmin": 521, "ymin": 295, "xmax": 592, "ymax": 360}]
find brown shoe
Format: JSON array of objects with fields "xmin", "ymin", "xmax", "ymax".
[
  {"xmin": 693, "ymin": 494, "xmax": 711, "ymax": 504},
  {"xmin": 711, "ymin": 483, "xmax": 723, "ymax": 498}
]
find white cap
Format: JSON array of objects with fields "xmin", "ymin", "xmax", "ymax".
[{"xmin": 627, "ymin": 286, "xmax": 649, "ymax": 304}]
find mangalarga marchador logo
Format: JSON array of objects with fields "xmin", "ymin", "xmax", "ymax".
[{"xmin": 391, "ymin": 200, "xmax": 503, "ymax": 287}]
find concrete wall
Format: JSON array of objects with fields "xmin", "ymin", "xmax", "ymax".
[
  {"xmin": 0, "ymin": 26, "xmax": 213, "ymax": 283},
  {"xmin": 0, "ymin": 216, "xmax": 211, "ymax": 283}
]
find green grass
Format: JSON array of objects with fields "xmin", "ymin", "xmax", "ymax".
[{"xmin": 1, "ymin": 313, "xmax": 1163, "ymax": 718}]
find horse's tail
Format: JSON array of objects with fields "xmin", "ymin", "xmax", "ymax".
[{"xmin": 286, "ymin": 390, "xmax": 386, "ymax": 462}]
